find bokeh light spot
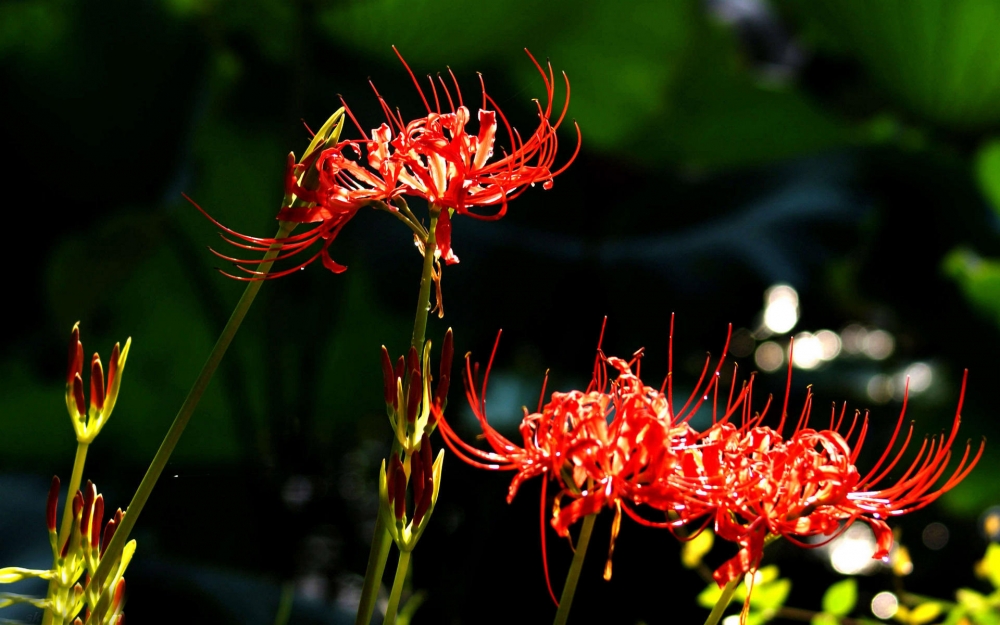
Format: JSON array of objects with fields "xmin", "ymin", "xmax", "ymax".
[
  {"xmin": 763, "ymin": 284, "xmax": 799, "ymax": 334},
  {"xmin": 829, "ymin": 522, "xmax": 881, "ymax": 575},
  {"xmin": 863, "ymin": 329, "xmax": 895, "ymax": 360},
  {"xmin": 921, "ymin": 522, "xmax": 949, "ymax": 550},
  {"xmin": 792, "ymin": 332, "xmax": 823, "ymax": 369},
  {"xmin": 754, "ymin": 341, "xmax": 784, "ymax": 373},
  {"xmin": 871, "ymin": 592, "xmax": 899, "ymax": 619}
]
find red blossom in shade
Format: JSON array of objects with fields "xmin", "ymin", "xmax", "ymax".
[
  {"xmin": 193, "ymin": 48, "xmax": 579, "ymax": 279},
  {"xmin": 703, "ymin": 363, "xmax": 983, "ymax": 591}
]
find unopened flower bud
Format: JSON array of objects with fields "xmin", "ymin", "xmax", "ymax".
[
  {"xmin": 72, "ymin": 490, "xmax": 84, "ymax": 519},
  {"xmin": 111, "ymin": 577, "xmax": 126, "ymax": 610},
  {"xmin": 100, "ymin": 509, "xmax": 123, "ymax": 558},
  {"xmin": 101, "ymin": 517, "xmax": 117, "ymax": 558},
  {"xmin": 411, "ymin": 448, "xmax": 425, "ymax": 511},
  {"xmin": 380, "ymin": 346, "xmax": 396, "ymax": 406},
  {"xmin": 47, "ymin": 476, "xmax": 60, "ymax": 533},
  {"xmin": 107, "ymin": 342, "xmax": 120, "ymax": 393},
  {"xmin": 90, "ymin": 354, "xmax": 105, "ymax": 412},
  {"xmin": 81, "ymin": 481, "xmax": 96, "ymax": 536},
  {"xmin": 394, "ymin": 356, "xmax": 405, "ymax": 389},
  {"xmin": 386, "ymin": 456, "xmax": 399, "ymax": 506},
  {"xmin": 390, "ymin": 456, "xmax": 406, "ymax": 521},
  {"xmin": 67, "ymin": 324, "xmax": 83, "ymax": 387},
  {"xmin": 73, "ymin": 374, "xmax": 86, "ymax": 418},
  {"xmin": 91, "ymin": 495, "xmax": 104, "ymax": 549},
  {"xmin": 413, "ymin": 436, "xmax": 435, "ymax": 525}
]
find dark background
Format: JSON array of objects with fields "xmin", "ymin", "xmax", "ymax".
[{"xmin": 2, "ymin": 0, "xmax": 1000, "ymax": 623}]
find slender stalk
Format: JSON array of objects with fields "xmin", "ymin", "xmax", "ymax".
[
  {"xmin": 383, "ymin": 550, "xmax": 412, "ymax": 625},
  {"xmin": 703, "ymin": 578, "xmax": 740, "ymax": 625},
  {"xmin": 355, "ymin": 512, "xmax": 394, "ymax": 625},
  {"xmin": 552, "ymin": 513, "xmax": 598, "ymax": 625},
  {"xmin": 274, "ymin": 581, "xmax": 295, "ymax": 625},
  {"xmin": 355, "ymin": 208, "xmax": 439, "ymax": 625},
  {"xmin": 410, "ymin": 209, "xmax": 439, "ymax": 351},
  {"xmin": 56, "ymin": 442, "xmax": 89, "ymax": 553},
  {"xmin": 42, "ymin": 442, "xmax": 89, "ymax": 625},
  {"xmin": 85, "ymin": 222, "xmax": 295, "ymax": 600}
]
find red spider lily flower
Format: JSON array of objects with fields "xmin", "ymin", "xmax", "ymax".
[
  {"xmin": 376, "ymin": 47, "xmax": 581, "ymax": 263},
  {"xmin": 433, "ymin": 320, "xmax": 749, "ymax": 598},
  {"xmin": 196, "ymin": 49, "xmax": 579, "ymax": 279},
  {"xmin": 188, "ymin": 139, "xmax": 401, "ymax": 280},
  {"xmin": 706, "ymin": 367, "xmax": 983, "ymax": 590}
]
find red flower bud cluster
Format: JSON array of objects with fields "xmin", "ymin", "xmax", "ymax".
[
  {"xmin": 195, "ymin": 48, "xmax": 580, "ymax": 280},
  {"xmin": 65, "ymin": 323, "xmax": 131, "ymax": 444},
  {"xmin": 45, "ymin": 477, "xmax": 130, "ymax": 625},
  {"xmin": 376, "ymin": 332, "xmax": 453, "ymax": 552},
  {"xmin": 435, "ymin": 324, "xmax": 983, "ymax": 604},
  {"xmin": 387, "ymin": 434, "xmax": 437, "ymax": 527}
]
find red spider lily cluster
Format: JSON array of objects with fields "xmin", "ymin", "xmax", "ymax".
[
  {"xmin": 196, "ymin": 48, "xmax": 580, "ymax": 280},
  {"xmin": 434, "ymin": 322, "xmax": 983, "ymax": 605}
]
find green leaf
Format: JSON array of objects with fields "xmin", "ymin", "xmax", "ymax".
[
  {"xmin": 781, "ymin": 0, "xmax": 1000, "ymax": 129},
  {"xmin": 698, "ymin": 582, "xmax": 724, "ymax": 609},
  {"xmin": 812, "ymin": 614, "xmax": 838, "ymax": 625},
  {"xmin": 982, "ymin": 544, "xmax": 1000, "ymax": 590},
  {"xmin": 951, "ymin": 590, "xmax": 1000, "ymax": 625},
  {"xmin": 976, "ymin": 140, "xmax": 1000, "ymax": 218},
  {"xmin": 956, "ymin": 588, "xmax": 990, "ymax": 612},
  {"xmin": 943, "ymin": 248, "xmax": 1000, "ymax": 326},
  {"xmin": 909, "ymin": 602, "xmax": 943, "ymax": 625},
  {"xmin": 320, "ymin": 0, "xmax": 848, "ymax": 169},
  {"xmin": 750, "ymin": 578, "xmax": 791, "ymax": 612},
  {"xmin": 822, "ymin": 578, "xmax": 858, "ymax": 617},
  {"xmin": 682, "ymin": 530, "xmax": 715, "ymax": 569}
]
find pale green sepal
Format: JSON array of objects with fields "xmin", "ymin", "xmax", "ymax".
[
  {"xmin": 303, "ymin": 108, "xmax": 346, "ymax": 160},
  {"xmin": 0, "ymin": 567, "xmax": 54, "ymax": 583},
  {"xmin": 0, "ymin": 593, "xmax": 48, "ymax": 609},
  {"xmin": 414, "ymin": 340, "xmax": 433, "ymax": 442},
  {"xmin": 395, "ymin": 378, "xmax": 407, "ymax": 448},
  {"xmin": 821, "ymin": 578, "xmax": 857, "ymax": 617},
  {"xmin": 100, "ymin": 336, "xmax": 132, "ymax": 426}
]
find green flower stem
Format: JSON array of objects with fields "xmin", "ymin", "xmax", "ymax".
[
  {"xmin": 355, "ymin": 513, "xmax": 394, "ymax": 625},
  {"xmin": 553, "ymin": 512, "xmax": 598, "ymax": 625},
  {"xmin": 410, "ymin": 208, "xmax": 439, "ymax": 351},
  {"xmin": 85, "ymin": 221, "xmax": 295, "ymax": 601},
  {"xmin": 56, "ymin": 442, "xmax": 89, "ymax": 550},
  {"xmin": 382, "ymin": 550, "xmax": 412, "ymax": 625},
  {"xmin": 274, "ymin": 581, "xmax": 295, "ymax": 625},
  {"xmin": 355, "ymin": 208, "xmax": 439, "ymax": 625},
  {"xmin": 42, "ymin": 441, "xmax": 89, "ymax": 625},
  {"xmin": 703, "ymin": 578, "xmax": 740, "ymax": 625}
]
